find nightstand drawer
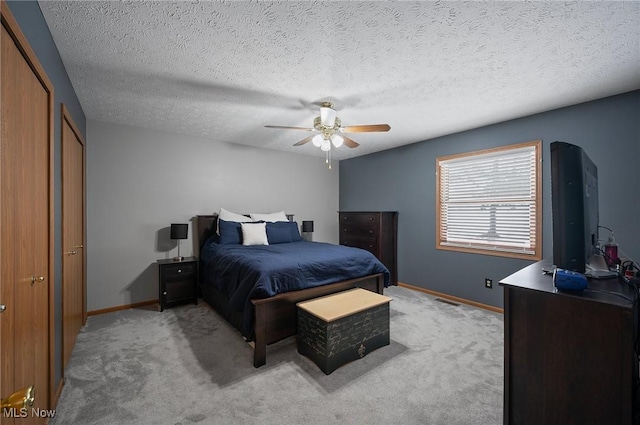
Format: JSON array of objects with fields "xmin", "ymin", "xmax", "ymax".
[{"xmin": 161, "ymin": 263, "xmax": 196, "ymax": 281}]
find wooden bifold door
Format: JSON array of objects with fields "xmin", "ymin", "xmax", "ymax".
[{"xmin": 61, "ymin": 105, "xmax": 86, "ymax": 370}]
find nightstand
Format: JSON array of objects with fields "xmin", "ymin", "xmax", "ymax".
[{"xmin": 157, "ymin": 257, "xmax": 198, "ymax": 311}]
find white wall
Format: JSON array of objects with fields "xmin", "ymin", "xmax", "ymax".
[{"xmin": 87, "ymin": 119, "xmax": 340, "ymax": 311}]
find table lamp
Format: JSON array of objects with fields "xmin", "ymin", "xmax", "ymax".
[{"xmin": 170, "ymin": 223, "xmax": 188, "ymax": 261}]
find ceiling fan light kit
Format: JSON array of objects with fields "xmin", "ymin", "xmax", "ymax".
[
  {"xmin": 331, "ymin": 133, "xmax": 344, "ymax": 148},
  {"xmin": 265, "ymin": 101, "xmax": 390, "ymax": 169}
]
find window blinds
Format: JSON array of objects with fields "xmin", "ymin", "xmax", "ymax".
[{"xmin": 438, "ymin": 143, "xmax": 539, "ymax": 256}]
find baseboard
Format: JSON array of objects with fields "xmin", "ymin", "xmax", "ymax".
[
  {"xmin": 397, "ymin": 282, "xmax": 504, "ymax": 314},
  {"xmin": 48, "ymin": 376, "xmax": 64, "ymax": 421},
  {"xmin": 87, "ymin": 300, "xmax": 158, "ymax": 316}
]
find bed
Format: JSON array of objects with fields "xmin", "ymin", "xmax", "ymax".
[{"xmin": 195, "ymin": 214, "xmax": 389, "ymax": 367}]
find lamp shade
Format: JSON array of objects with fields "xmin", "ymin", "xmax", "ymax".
[
  {"xmin": 302, "ymin": 221, "xmax": 314, "ymax": 233},
  {"xmin": 320, "ymin": 105, "xmax": 337, "ymax": 127},
  {"xmin": 320, "ymin": 139, "xmax": 331, "ymax": 151},
  {"xmin": 170, "ymin": 223, "xmax": 188, "ymax": 240}
]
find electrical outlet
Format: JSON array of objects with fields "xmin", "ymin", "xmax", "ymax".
[{"xmin": 485, "ymin": 278, "xmax": 493, "ymax": 289}]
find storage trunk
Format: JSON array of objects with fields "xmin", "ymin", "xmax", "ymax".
[{"xmin": 297, "ymin": 288, "xmax": 391, "ymax": 374}]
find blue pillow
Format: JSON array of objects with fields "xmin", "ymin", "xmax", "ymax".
[
  {"xmin": 266, "ymin": 222, "xmax": 292, "ymax": 244},
  {"xmin": 289, "ymin": 222, "xmax": 302, "ymax": 241},
  {"xmin": 266, "ymin": 221, "xmax": 302, "ymax": 244},
  {"xmin": 218, "ymin": 219, "xmax": 243, "ymax": 244}
]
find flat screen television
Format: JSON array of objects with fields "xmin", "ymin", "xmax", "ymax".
[{"xmin": 550, "ymin": 141, "xmax": 599, "ymax": 273}]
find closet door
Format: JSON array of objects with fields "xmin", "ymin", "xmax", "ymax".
[
  {"xmin": 62, "ymin": 105, "xmax": 86, "ymax": 370},
  {"xmin": 1, "ymin": 4, "xmax": 54, "ymax": 424}
]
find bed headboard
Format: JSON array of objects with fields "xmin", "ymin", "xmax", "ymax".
[
  {"xmin": 196, "ymin": 215, "xmax": 218, "ymax": 250},
  {"xmin": 195, "ymin": 213, "xmax": 295, "ymax": 250}
]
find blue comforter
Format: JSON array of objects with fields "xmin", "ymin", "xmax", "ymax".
[{"xmin": 200, "ymin": 239, "xmax": 390, "ymax": 336}]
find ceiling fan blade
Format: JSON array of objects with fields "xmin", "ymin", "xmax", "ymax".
[
  {"xmin": 265, "ymin": 125, "xmax": 315, "ymax": 131},
  {"xmin": 343, "ymin": 136, "xmax": 360, "ymax": 148},
  {"xmin": 293, "ymin": 135, "xmax": 314, "ymax": 146},
  {"xmin": 342, "ymin": 124, "xmax": 390, "ymax": 133}
]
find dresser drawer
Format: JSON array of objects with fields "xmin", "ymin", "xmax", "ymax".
[
  {"xmin": 340, "ymin": 224, "xmax": 378, "ymax": 238},
  {"xmin": 161, "ymin": 263, "xmax": 197, "ymax": 282},
  {"xmin": 340, "ymin": 213, "xmax": 379, "ymax": 225},
  {"xmin": 341, "ymin": 236, "xmax": 378, "ymax": 254}
]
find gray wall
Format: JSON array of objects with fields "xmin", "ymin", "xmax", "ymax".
[
  {"xmin": 340, "ymin": 90, "xmax": 640, "ymax": 308},
  {"xmin": 6, "ymin": 1, "xmax": 87, "ymax": 392},
  {"xmin": 86, "ymin": 120, "xmax": 340, "ymax": 311}
]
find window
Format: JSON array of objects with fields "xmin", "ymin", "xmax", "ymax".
[{"xmin": 436, "ymin": 140, "xmax": 541, "ymax": 260}]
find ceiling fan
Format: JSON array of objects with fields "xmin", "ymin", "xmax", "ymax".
[{"xmin": 265, "ymin": 102, "xmax": 390, "ymax": 168}]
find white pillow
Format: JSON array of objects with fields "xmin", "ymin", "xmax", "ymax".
[
  {"xmin": 249, "ymin": 210, "xmax": 288, "ymax": 222},
  {"xmin": 241, "ymin": 222, "xmax": 269, "ymax": 246},
  {"xmin": 217, "ymin": 208, "xmax": 253, "ymax": 235}
]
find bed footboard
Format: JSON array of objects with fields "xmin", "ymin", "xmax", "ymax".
[{"xmin": 251, "ymin": 273, "xmax": 385, "ymax": 367}]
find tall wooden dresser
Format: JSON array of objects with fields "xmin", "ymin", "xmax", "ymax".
[{"xmin": 338, "ymin": 211, "xmax": 398, "ymax": 286}]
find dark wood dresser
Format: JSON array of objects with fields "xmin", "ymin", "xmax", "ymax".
[
  {"xmin": 338, "ymin": 211, "xmax": 398, "ymax": 286},
  {"xmin": 500, "ymin": 260, "xmax": 637, "ymax": 425}
]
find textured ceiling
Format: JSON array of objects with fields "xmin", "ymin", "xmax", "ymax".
[{"xmin": 39, "ymin": 1, "xmax": 640, "ymax": 161}]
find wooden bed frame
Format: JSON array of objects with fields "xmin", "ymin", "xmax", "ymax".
[{"xmin": 195, "ymin": 214, "xmax": 386, "ymax": 368}]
